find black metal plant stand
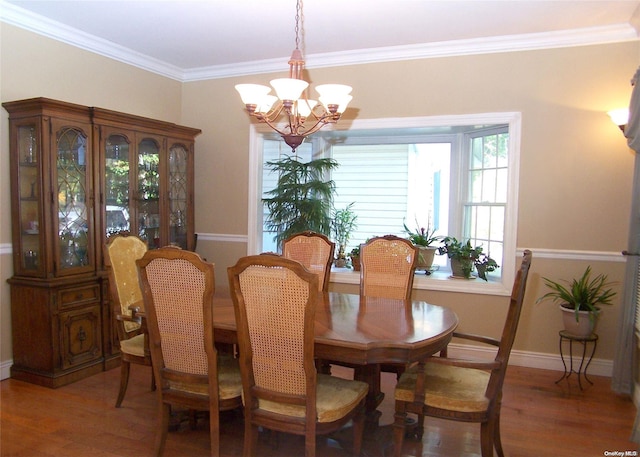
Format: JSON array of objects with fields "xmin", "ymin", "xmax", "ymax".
[{"xmin": 556, "ymin": 330, "xmax": 598, "ymax": 390}]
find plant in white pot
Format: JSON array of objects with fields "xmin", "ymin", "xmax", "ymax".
[
  {"xmin": 536, "ymin": 266, "xmax": 616, "ymax": 337},
  {"xmin": 402, "ymin": 219, "xmax": 442, "ymax": 274}
]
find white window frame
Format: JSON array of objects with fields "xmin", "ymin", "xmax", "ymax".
[{"xmin": 248, "ymin": 113, "xmax": 522, "ymax": 296}]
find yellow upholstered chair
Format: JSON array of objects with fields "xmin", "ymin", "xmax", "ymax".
[
  {"xmin": 282, "ymin": 231, "xmax": 335, "ymax": 292},
  {"xmin": 227, "ymin": 255, "xmax": 368, "ymax": 457},
  {"xmin": 104, "ymin": 233, "xmax": 152, "ymax": 407},
  {"xmin": 393, "ymin": 250, "xmax": 532, "ymax": 457},
  {"xmin": 359, "ymin": 235, "xmax": 418, "ymax": 300},
  {"xmin": 137, "ymin": 247, "xmax": 242, "ymax": 457}
]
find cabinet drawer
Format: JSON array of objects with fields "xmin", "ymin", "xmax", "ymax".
[{"xmin": 58, "ymin": 285, "xmax": 100, "ymax": 309}]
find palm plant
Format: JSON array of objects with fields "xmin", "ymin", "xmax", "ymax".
[
  {"xmin": 263, "ymin": 156, "xmax": 338, "ymax": 249},
  {"xmin": 332, "ymin": 203, "xmax": 358, "ymax": 261}
]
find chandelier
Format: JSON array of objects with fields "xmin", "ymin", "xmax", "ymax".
[{"xmin": 235, "ymin": 0, "xmax": 352, "ymax": 152}]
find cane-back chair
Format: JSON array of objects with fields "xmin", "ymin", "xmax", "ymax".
[
  {"xmin": 282, "ymin": 231, "xmax": 335, "ymax": 292},
  {"xmin": 359, "ymin": 235, "xmax": 418, "ymax": 300},
  {"xmin": 393, "ymin": 250, "xmax": 533, "ymax": 457},
  {"xmin": 137, "ymin": 247, "xmax": 242, "ymax": 457},
  {"xmin": 227, "ymin": 255, "xmax": 368, "ymax": 457},
  {"xmin": 104, "ymin": 233, "xmax": 152, "ymax": 407},
  {"xmin": 353, "ymin": 235, "xmax": 419, "ymax": 394}
]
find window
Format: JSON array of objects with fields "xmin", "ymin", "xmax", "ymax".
[{"xmin": 248, "ymin": 113, "xmax": 521, "ymax": 295}]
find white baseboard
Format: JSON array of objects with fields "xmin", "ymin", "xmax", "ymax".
[
  {"xmin": 447, "ymin": 343, "xmax": 612, "ymax": 377},
  {"xmin": 1, "ymin": 359, "xmax": 12, "ymax": 380}
]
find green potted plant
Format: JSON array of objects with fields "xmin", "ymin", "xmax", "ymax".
[
  {"xmin": 262, "ymin": 155, "xmax": 338, "ymax": 249},
  {"xmin": 332, "ymin": 203, "xmax": 358, "ymax": 267},
  {"xmin": 535, "ymin": 266, "xmax": 616, "ymax": 337},
  {"xmin": 402, "ymin": 218, "xmax": 442, "ymax": 273},
  {"xmin": 349, "ymin": 246, "xmax": 361, "ymax": 271},
  {"xmin": 437, "ymin": 236, "xmax": 499, "ymax": 281}
]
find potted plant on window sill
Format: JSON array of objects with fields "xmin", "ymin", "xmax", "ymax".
[
  {"xmin": 403, "ymin": 219, "xmax": 442, "ymax": 274},
  {"xmin": 332, "ymin": 203, "xmax": 358, "ymax": 268},
  {"xmin": 437, "ymin": 236, "xmax": 499, "ymax": 281},
  {"xmin": 349, "ymin": 246, "xmax": 360, "ymax": 271},
  {"xmin": 535, "ymin": 266, "xmax": 616, "ymax": 337}
]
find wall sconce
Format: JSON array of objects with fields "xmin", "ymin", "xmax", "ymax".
[{"xmin": 608, "ymin": 108, "xmax": 629, "ymax": 132}]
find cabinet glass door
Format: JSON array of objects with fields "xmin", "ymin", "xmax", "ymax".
[
  {"xmin": 56, "ymin": 124, "xmax": 92, "ymax": 273},
  {"xmin": 105, "ymin": 134, "xmax": 131, "ymax": 235},
  {"xmin": 169, "ymin": 143, "xmax": 188, "ymax": 249},
  {"xmin": 136, "ymin": 138, "xmax": 160, "ymax": 249},
  {"xmin": 17, "ymin": 123, "xmax": 42, "ymax": 275}
]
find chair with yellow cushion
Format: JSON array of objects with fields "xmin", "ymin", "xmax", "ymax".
[
  {"xmin": 392, "ymin": 250, "xmax": 532, "ymax": 457},
  {"xmin": 227, "ymin": 254, "xmax": 368, "ymax": 457},
  {"xmin": 282, "ymin": 231, "xmax": 335, "ymax": 292},
  {"xmin": 104, "ymin": 233, "xmax": 152, "ymax": 408},
  {"xmin": 137, "ymin": 247, "xmax": 242, "ymax": 457}
]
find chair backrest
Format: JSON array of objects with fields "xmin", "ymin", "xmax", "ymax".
[
  {"xmin": 137, "ymin": 247, "xmax": 217, "ymax": 382},
  {"xmin": 488, "ymin": 249, "xmax": 533, "ymax": 399},
  {"xmin": 104, "ymin": 233, "xmax": 148, "ymax": 336},
  {"xmin": 227, "ymin": 255, "xmax": 319, "ymax": 426},
  {"xmin": 359, "ymin": 235, "xmax": 418, "ymax": 299},
  {"xmin": 282, "ymin": 231, "xmax": 335, "ymax": 292}
]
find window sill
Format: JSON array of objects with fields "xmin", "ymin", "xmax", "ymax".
[{"xmin": 329, "ymin": 267, "xmax": 510, "ymax": 297}]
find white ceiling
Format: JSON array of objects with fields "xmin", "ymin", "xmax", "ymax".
[{"xmin": 2, "ymin": 0, "xmax": 640, "ymax": 81}]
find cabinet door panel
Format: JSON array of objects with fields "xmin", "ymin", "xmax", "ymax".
[
  {"xmin": 13, "ymin": 119, "xmax": 45, "ymax": 276},
  {"xmin": 135, "ymin": 134, "xmax": 163, "ymax": 249},
  {"xmin": 51, "ymin": 118, "xmax": 95, "ymax": 276},
  {"xmin": 168, "ymin": 142, "xmax": 191, "ymax": 249},
  {"xmin": 59, "ymin": 305, "xmax": 102, "ymax": 369}
]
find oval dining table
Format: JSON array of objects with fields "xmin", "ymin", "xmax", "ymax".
[{"xmin": 212, "ymin": 291, "xmax": 459, "ymax": 415}]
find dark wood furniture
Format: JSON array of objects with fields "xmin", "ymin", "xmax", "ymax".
[
  {"xmin": 392, "ymin": 250, "xmax": 532, "ymax": 457},
  {"xmin": 138, "ymin": 247, "xmax": 242, "ymax": 457},
  {"xmin": 3, "ymin": 97, "xmax": 200, "ymax": 387},
  {"xmin": 210, "ymin": 290, "xmax": 458, "ymax": 414}
]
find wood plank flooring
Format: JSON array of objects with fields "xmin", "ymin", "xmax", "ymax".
[{"xmin": 1, "ymin": 364, "xmax": 638, "ymax": 456}]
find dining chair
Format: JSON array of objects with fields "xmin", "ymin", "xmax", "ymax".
[
  {"xmin": 392, "ymin": 249, "xmax": 533, "ymax": 457},
  {"xmin": 282, "ymin": 231, "xmax": 336, "ymax": 292},
  {"xmin": 104, "ymin": 233, "xmax": 153, "ymax": 407},
  {"xmin": 355, "ymin": 235, "xmax": 419, "ymax": 397},
  {"xmin": 227, "ymin": 254, "xmax": 369, "ymax": 457},
  {"xmin": 359, "ymin": 234, "xmax": 418, "ymax": 300},
  {"xmin": 137, "ymin": 247, "xmax": 242, "ymax": 457}
]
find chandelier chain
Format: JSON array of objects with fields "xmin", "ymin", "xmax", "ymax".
[{"xmin": 295, "ymin": 0, "xmax": 301, "ymax": 51}]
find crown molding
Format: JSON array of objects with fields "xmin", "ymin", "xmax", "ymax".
[{"xmin": 1, "ymin": 0, "xmax": 638, "ymax": 83}]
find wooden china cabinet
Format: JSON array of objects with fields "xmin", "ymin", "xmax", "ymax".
[{"xmin": 3, "ymin": 97, "xmax": 200, "ymax": 387}]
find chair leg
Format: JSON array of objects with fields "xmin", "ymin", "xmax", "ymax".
[
  {"xmin": 351, "ymin": 405, "xmax": 365, "ymax": 456},
  {"xmin": 393, "ymin": 403, "xmax": 408, "ymax": 457},
  {"xmin": 209, "ymin": 410, "xmax": 219, "ymax": 457},
  {"xmin": 115, "ymin": 360, "xmax": 131, "ymax": 407},
  {"xmin": 480, "ymin": 420, "xmax": 496, "ymax": 457},
  {"xmin": 243, "ymin": 419, "xmax": 258, "ymax": 457},
  {"xmin": 155, "ymin": 402, "xmax": 171, "ymax": 457},
  {"xmin": 305, "ymin": 431, "xmax": 316, "ymax": 457},
  {"xmin": 151, "ymin": 367, "xmax": 156, "ymax": 391},
  {"xmin": 494, "ymin": 412, "xmax": 504, "ymax": 457}
]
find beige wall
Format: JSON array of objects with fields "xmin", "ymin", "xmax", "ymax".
[{"xmin": 2, "ymin": 22, "xmax": 639, "ymax": 372}]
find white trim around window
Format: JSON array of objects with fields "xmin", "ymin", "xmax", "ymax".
[{"xmin": 248, "ymin": 112, "xmax": 522, "ymax": 296}]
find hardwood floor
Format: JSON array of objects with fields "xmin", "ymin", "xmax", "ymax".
[{"xmin": 1, "ymin": 363, "xmax": 637, "ymax": 457}]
